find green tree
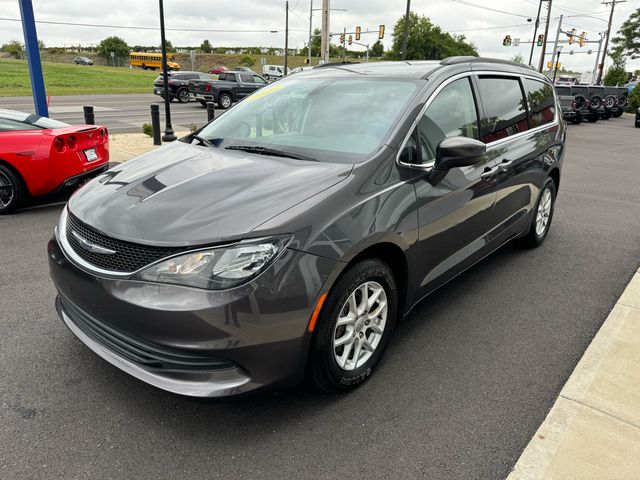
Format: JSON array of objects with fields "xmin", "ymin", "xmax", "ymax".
[
  {"xmin": 603, "ymin": 48, "xmax": 627, "ymax": 86},
  {"xmin": 626, "ymin": 85, "xmax": 640, "ymax": 112},
  {"xmin": 200, "ymin": 39, "xmax": 212, "ymax": 53},
  {"xmin": 611, "ymin": 8, "xmax": 640, "ymax": 59},
  {"xmin": 371, "ymin": 39, "xmax": 384, "ymax": 57},
  {"xmin": 299, "ymin": 28, "xmax": 322, "ymax": 57},
  {"xmin": 97, "ymin": 36, "xmax": 129, "ymax": 59},
  {"xmin": 389, "ymin": 12, "xmax": 477, "ymax": 60},
  {"xmin": 161, "ymin": 40, "xmax": 176, "ymax": 53},
  {"xmin": 1, "ymin": 40, "xmax": 24, "ymax": 58},
  {"xmin": 239, "ymin": 55, "xmax": 254, "ymax": 67},
  {"xmin": 511, "ymin": 53, "xmax": 525, "ymax": 64}
]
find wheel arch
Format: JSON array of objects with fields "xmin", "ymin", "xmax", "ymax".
[{"xmin": 548, "ymin": 166, "xmax": 560, "ymax": 192}]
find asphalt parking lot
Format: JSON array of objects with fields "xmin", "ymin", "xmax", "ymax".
[
  {"xmin": 1, "ymin": 116, "xmax": 639, "ymax": 479},
  {"xmin": 0, "ymin": 94, "xmax": 218, "ymax": 134}
]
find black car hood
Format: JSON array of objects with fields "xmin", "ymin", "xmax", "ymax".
[{"xmin": 69, "ymin": 141, "xmax": 352, "ymax": 246}]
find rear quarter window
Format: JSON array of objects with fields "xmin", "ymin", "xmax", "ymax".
[{"xmin": 477, "ymin": 76, "xmax": 528, "ymax": 143}]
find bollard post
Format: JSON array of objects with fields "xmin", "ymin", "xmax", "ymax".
[
  {"xmin": 83, "ymin": 105, "xmax": 95, "ymax": 125},
  {"xmin": 206, "ymin": 102, "xmax": 215, "ymax": 122},
  {"xmin": 150, "ymin": 104, "xmax": 162, "ymax": 146}
]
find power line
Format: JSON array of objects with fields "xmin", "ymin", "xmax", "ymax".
[
  {"xmin": 447, "ymin": 0, "xmax": 533, "ymax": 19},
  {"xmin": 447, "ymin": 23, "xmax": 535, "ymax": 33},
  {"xmin": 0, "ymin": 17, "xmax": 307, "ymax": 33}
]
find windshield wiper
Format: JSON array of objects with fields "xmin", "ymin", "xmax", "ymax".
[
  {"xmin": 224, "ymin": 145, "xmax": 317, "ymax": 161},
  {"xmin": 191, "ymin": 135, "xmax": 217, "ymax": 148}
]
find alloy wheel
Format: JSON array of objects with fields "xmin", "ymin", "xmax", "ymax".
[
  {"xmin": 0, "ymin": 170, "xmax": 14, "ymax": 209},
  {"xmin": 535, "ymin": 187, "xmax": 552, "ymax": 237},
  {"xmin": 332, "ymin": 281, "xmax": 388, "ymax": 371}
]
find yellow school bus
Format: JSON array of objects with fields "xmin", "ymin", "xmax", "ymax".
[{"xmin": 129, "ymin": 52, "xmax": 180, "ymax": 71}]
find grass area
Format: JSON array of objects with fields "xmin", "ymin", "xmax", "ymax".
[{"xmin": 0, "ymin": 58, "xmax": 158, "ymax": 96}]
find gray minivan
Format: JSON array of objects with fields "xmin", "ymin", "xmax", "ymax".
[{"xmin": 49, "ymin": 57, "xmax": 565, "ymax": 397}]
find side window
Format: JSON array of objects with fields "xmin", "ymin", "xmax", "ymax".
[
  {"xmin": 523, "ymin": 78, "xmax": 556, "ymax": 128},
  {"xmin": 415, "ymin": 77, "xmax": 479, "ymax": 165},
  {"xmin": 477, "ymin": 76, "xmax": 528, "ymax": 143},
  {"xmin": 0, "ymin": 118, "xmax": 38, "ymax": 132},
  {"xmin": 226, "ymin": 73, "xmax": 237, "ymax": 82},
  {"xmin": 239, "ymin": 73, "xmax": 253, "ymax": 83},
  {"xmin": 253, "ymin": 75, "xmax": 267, "ymax": 84}
]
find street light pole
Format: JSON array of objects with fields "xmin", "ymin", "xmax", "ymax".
[
  {"xmin": 596, "ymin": 0, "xmax": 626, "ymax": 84},
  {"xmin": 308, "ymin": 0, "xmax": 313, "ymax": 65},
  {"xmin": 321, "ymin": 0, "xmax": 330, "ymax": 63},
  {"xmin": 538, "ymin": 0, "xmax": 552, "ymax": 72},
  {"xmin": 284, "ymin": 1, "xmax": 289, "ymax": 75},
  {"xmin": 158, "ymin": 0, "xmax": 176, "ymax": 142}
]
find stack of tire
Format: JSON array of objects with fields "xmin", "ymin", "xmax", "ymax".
[{"xmin": 570, "ymin": 86, "xmax": 599, "ymax": 123}]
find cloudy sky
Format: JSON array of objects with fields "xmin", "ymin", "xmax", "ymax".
[{"xmin": 1, "ymin": 0, "xmax": 638, "ymax": 72}]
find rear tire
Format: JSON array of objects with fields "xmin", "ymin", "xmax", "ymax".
[
  {"xmin": 522, "ymin": 177, "xmax": 556, "ymax": 248},
  {"xmin": 0, "ymin": 164, "xmax": 27, "ymax": 215},
  {"xmin": 307, "ymin": 258, "xmax": 398, "ymax": 393},
  {"xmin": 586, "ymin": 113, "xmax": 599, "ymax": 123},
  {"xmin": 177, "ymin": 88, "xmax": 190, "ymax": 103},
  {"xmin": 218, "ymin": 93, "xmax": 233, "ymax": 109},
  {"xmin": 570, "ymin": 115, "xmax": 582, "ymax": 125}
]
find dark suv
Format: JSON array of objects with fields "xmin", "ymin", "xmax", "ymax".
[
  {"xmin": 49, "ymin": 57, "xmax": 565, "ymax": 398},
  {"xmin": 153, "ymin": 71, "xmax": 211, "ymax": 103}
]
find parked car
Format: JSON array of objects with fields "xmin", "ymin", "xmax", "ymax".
[
  {"xmin": 290, "ymin": 66, "xmax": 312, "ymax": 75},
  {"xmin": 153, "ymin": 71, "xmax": 211, "ymax": 103},
  {"xmin": 49, "ymin": 57, "xmax": 564, "ymax": 398},
  {"xmin": 554, "ymin": 76, "xmax": 578, "ymax": 86},
  {"xmin": 0, "ymin": 108, "xmax": 108, "ymax": 214},
  {"xmin": 188, "ymin": 71, "xmax": 267, "ymax": 109},
  {"xmin": 73, "ymin": 56, "xmax": 93, "ymax": 65},
  {"xmin": 234, "ymin": 66, "xmax": 255, "ymax": 73},
  {"xmin": 208, "ymin": 66, "xmax": 229, "ymax": 75},
  {"xmin": 262, "ymin": 64, "xmax": 286, "ymax": 80},
  {"xmin": 555, "ymin": 86, "xmax": 583, "ymax": 124}
]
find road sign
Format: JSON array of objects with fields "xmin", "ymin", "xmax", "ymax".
[
  {"xmin": 110, "ymin": 51, "xmax": 114, "ymax": 57},
  {"xmin": 513, "ymin": 38, "xmax": 520, "ymax": 47}
]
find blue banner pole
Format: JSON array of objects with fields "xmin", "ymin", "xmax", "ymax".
[{"xmin": 18, "ymin": 0, "xmax": 48, "ymax": 117}]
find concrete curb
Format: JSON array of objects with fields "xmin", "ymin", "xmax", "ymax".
[{"xmin": 508, "ymin": 266, "xmax": 640, "ymax": 479}]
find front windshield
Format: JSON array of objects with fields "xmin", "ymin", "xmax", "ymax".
[{"xmin": 196, "ymin": 77, "xmax": 418, "ymax": 162}]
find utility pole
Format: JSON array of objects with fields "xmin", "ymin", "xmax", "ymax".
[
  {"xmin": 553, "ymin": 46, "xmax": 563, "ymax": 82},
  {"xmin": 597, "ymin": 0, "xmax": 626, "ymax": 84},
  {"xmin": 538, "ymin": 0, "xmax": 552, "ymax": 72},
  {"xmin": 529, "ymin": 0, "xmax": 544, "ymax": 66},
  {"xmin": 158, "ymin": 0, "xmax": 175, "ymax": 142},
  {"xmin": 548, "ymin": 14, "xmax": 563, "ymax": 77},
  {"xmin": 308, "ymin": 0, "xmax": 313, "ymax": 65},
  {"xmin": 321, "ymin": 0, "xmax": 330, "ymax": 63},
  {"xmin": 342, "ymin": 27, "xmax": 346, "ymax": 60},
  {"xmin": 284, "ymin": 1, "xmax": 289, "ymax": 75},
  {"xmin": 401, "ymin": 0, "xmax": 411, "ymax": 60}
]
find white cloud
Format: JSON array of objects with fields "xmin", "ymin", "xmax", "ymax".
[{"xmin": 1, "ymin": 0, "xmax": 638, "ymax": 72}]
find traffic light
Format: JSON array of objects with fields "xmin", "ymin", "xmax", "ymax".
[
  {"xmin": 378, "ymin": 25, "xmax": 385, "ymax": 39},
  {"xmin": 340, "ymin": 33, "xmax": 345, "ymax": 44},
  {"xmin": 348, "ymin": 35, "xmax": 352, "ymax": 46},
  {"xmin": 567, "ymin": 28, "xmax": 576, "ymax": 45},
  {"xmin": 537, "ymin": 34, "xmax": 544, "ymax": 46},
  {"xmin": 579, "ymin": 32, "xmax": 586, "ymax": 47},
  {"xmin": 503, "ymin": 35, "xmax": 512, "ymax": 47},
  {"xmin": 355, "ymin": 26, "xmax": 361, "ymax": 41},
  {"xmin": 304, "ymin": 58, "xmax": 309, "ymax": 64}
]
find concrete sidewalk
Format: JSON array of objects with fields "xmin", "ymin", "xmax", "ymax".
[
  {"xmin": 108, "ymin": 131, "xmax": 188, "ymax": 163},
  {"xmin": 508, "ymin": 266, "xmax": 640, "ymax": 479}
]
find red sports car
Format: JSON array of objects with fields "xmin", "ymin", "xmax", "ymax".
[
  {"xmin": 0, "ymin": 108, "xmax": 109, "ymax": 214},
  {"xmin": 208, "ymin": 66, "xmax": 229, "ymax": 74}
]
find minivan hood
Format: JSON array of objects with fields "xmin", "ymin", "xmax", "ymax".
[{"xmin": 69, "ymin": 141, "xmax": 352, "ymax": 246}]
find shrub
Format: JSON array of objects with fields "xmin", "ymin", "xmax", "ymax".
[
  {"xmin": 1, "ymin": 40, "xmax": 24, "ymax": 59},
  {"xmin": 626, "ymin": 86, "xmax": 640, "ymax": 113},
  {"xmin": 142, "ymin": 123, "xmax": 153, "ymax": 137},
  {"xmin": 239, "ymin": 55, "xmax": 254, "ymax": 67}
]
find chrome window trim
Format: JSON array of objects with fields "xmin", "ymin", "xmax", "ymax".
[{"xmin": 395, "ymin": 70, "xmax": 559, "ymax": 169}]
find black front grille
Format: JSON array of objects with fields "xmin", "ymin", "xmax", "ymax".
[
  {"xmin": 58, "ymin": 295, "xmax": 235, "ymax": 373},
  {"xmin": 66, "ymin": 213, "xmax": 186, "ymax": 273}
]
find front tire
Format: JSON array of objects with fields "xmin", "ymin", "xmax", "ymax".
[
  {"xmin": 0, "ymin": 165, "xmax": 27, "ymax": 215},
  {"xmin": 522, "ymin": 177, "xmax": 556, "ymax": 247},
  {"xmin": 307, "ymin": 258, "xmax": 398, "ymax": 393}
]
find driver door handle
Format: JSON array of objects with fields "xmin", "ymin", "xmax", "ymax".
[
  {"xmin": 499, "ymin": 159, "xmax": 513, "ymax": 171},
  {"xmin": 481, "ymin": 166, "xmax": 498, "ymax": 179}
]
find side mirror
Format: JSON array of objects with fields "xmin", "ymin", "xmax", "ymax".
[{"xmin": 434, "ymin": 136, "xmax": 486, "ymax": 171}]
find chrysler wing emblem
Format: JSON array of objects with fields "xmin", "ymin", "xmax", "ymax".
[{"xmin": 71, "ymin": 231, "xmax": 116, "ymax": 255}]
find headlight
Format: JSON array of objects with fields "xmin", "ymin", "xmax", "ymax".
[{"xmin": 134, "ymin": 236, "xmax": 290, "ymax": 290}]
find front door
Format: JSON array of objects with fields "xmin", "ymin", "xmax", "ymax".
[{"xmin": 404, "ymin": 76, "xmax": 500, "ymax": 297}]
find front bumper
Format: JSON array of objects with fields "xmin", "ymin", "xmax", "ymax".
[{"xmin": 48, "ymin": 233, "xmax": 339, "ymax": 397}]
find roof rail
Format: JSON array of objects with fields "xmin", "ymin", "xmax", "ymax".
[
  {"xmin": 313, "ymin": 61, "xmax": 361, "ymax": 69},
  {"xmin": 440, "ymin": 56, "xmax": 536, "ymax": 70}
]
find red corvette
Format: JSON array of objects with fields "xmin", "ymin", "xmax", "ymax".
[{"xmin": 0, "ymin": 108, "xmax": 109, "ymax": 214}]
